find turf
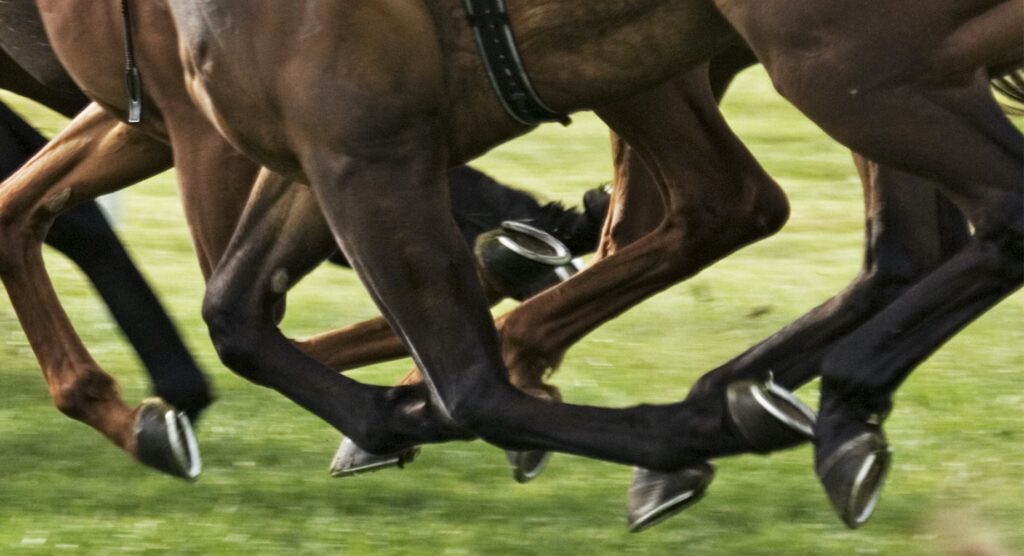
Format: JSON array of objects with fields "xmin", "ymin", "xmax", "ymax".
[{"xmin": 0, "ymin": 68, "xmax": 1021, "ymax": 555}]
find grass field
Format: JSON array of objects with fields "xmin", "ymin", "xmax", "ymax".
[{"xmin": 0, "ymin": 68, "xmax": 1021, "ymax": 555}]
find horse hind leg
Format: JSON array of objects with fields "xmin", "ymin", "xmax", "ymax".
[
  {"xmin": 201, "ymin": 167, "xmax": 472, "ymax": 459},
  {"xmin": 0, "ymin": 105, "xmax": 201, "ymax": 479},
  {"xmin": 489, "ymin": 68, "xmax": 796, "ymax": 530},
  {"xmin": 686, "ymin": 155, "xmax": 971, "ymax": 411},
  {"xmin": 764, "ymin": 35, "xmax": 1020, "ymax": 532}
]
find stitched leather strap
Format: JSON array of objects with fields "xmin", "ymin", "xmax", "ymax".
[{"xmin": 463, "ymin": 0, "xmax": 571, "ymax": 126}]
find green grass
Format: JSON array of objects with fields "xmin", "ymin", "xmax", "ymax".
[{"xmin": 1, "ymin": 68, "xmax": 1021, "ymax": 555}]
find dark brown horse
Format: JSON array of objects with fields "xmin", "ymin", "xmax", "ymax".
[{"xmin": 158, "ymin": 0, "xmax": 1022, "ymax": 529}]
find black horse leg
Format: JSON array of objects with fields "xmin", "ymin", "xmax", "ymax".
[
  {"xmin": 686, "ymin": 158, "xmax": 970, "ymax": 405},
  {"xmin": 44, "ymin": 202, "xmax": 212, "ymax": 420},
  {"xmin": 0, "ymin": 101, "xmax": 211, "ymax": 421},
  {"xmin": 292, "ymin": 116, "xmax": 766, "ymax": 472},
  {"xmin": 328, "ymin": 164, "xmax": 604, "ymax": 267},
  {"xmin": 202, "ymin": 168, "xmax": 472, "ymax": 454}
]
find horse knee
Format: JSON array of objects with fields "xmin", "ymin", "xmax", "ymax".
[
  {"xmin": 201, "ymin": 292, "xmax": 267, "ymax": 383},
  {"xmin": 980, "ymin": 224, "xmax": 1024, "ymax": 288}
]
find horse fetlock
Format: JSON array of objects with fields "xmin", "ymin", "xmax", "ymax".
[
  {"xmin": 500, "ymin": 322, "xmax": 562, "ymax": 384},
  {"xmin": 49, "ymin": 367, "xmax": 120, "ymax": 420}
]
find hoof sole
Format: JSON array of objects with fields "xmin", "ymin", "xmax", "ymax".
[
  {"xmin": 627, "ymin": 463, "xmax": 715, "ymax": 533},
  {"xmin": 134, "ymin": 398, "xmax": 201, "ymax": 480},
  {"xmin": 817, "ymin": 431, "xmax": 891, "ymax": 529},
  {"xmin": 506, "ymin": 449, "xmax": 553, "ymax": 484},
  {"xmin": 726, "ymin": 376, "xmax": 816, "ymax": 452},
  {"xmin": 330, "ymin": 437, "xmax": 420, "ymax": 477}
]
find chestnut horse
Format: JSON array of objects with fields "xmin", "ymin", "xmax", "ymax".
[{"xmin": 0, "ymin": 42, "xmax": 212, "ymax": 422}]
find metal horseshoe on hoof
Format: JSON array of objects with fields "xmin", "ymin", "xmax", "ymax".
[{"xmin": 134, "ymin": 398, "xmax": 202, "ymax": 480}]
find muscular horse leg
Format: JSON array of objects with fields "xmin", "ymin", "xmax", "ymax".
[
  {"xmin": 327, "ymin": 66, "xmax": 792, "ymax": 492},
  {"xmin": 44, "ymin": 201, "xmax": 213, "ymax": 420},
  {"xmin": 202, "ymin": 167, "xmax": 471, "ymax": 455},
  {"xmin": 718, "ymin": 0, "xmax": 1023, "ymax": 527},
  {"xmin": 688, "ymin": 158, "xmax": 969, "ymax": 402},
  {"xmin": 498, "ymin": 66, "xmax": 789, "ymax": 398},
  {"xmin": 0, "ymin": 102, "xmax": 211, "ymax": 420},
  {"xmin": 0, "ymin": 104, "xmax": 205, "ymax": 477},
  {"xmin": 285, "ymin": 86, "xmax": 775, "ymax": 473},
  {"xmin": 493, "ymin": 49, "xmax": 762, "ymax": 393}
]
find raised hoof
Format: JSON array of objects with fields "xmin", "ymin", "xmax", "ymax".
[
  {"xmin": 627, "ymin": 463, "xmax": 715, "ymax": 533},
  {"xmin": 817, "ymin": 431, "xmax": 891, "ymax": 529},
  {"xmin": 506, "ymin": 449, "xmax": 553, "ymax": 484},
  {"xmin": 134, "ymin": 398, "xmax": 201, "ymax": 480},
  {"xmin": 475, "ymin": 221, "xmax": 582, "ymax": 301},
  {"xmin": 329, "ymin": 437, "xmax": 420, "ymax": 477},
  {"xmin": 726, "ymin": 376, "xmax": 816, "ymax": 453}
]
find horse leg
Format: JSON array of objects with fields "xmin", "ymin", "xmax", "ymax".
[
  {"xmin": 294, "ymin": 317, "xmax": 406, "ymax": 371},
  {"xmin": 201, "ymin": 166, "xmax": 473, "ymax": 457},
  {"xmin": 0, "ymin": 104, "xmax": 204, "ymax": 478},
  {"xmin": 280, "ymin": 72, "xmax": 805, "ymax": 478},
  {"xmin": 0, "ymin": 102, "xmax": 211, "ymax": 422},
  {"xmin": 44, "ymin": 201, "xmax": 213, "ymax": 421},
  {"xmin": 718, "ymin": 0, "xmax": 1023, "ymax": 527},
  {"xmin": 496, "ymin": 66, "xmax": 791, "ymax": 439},
  {"xmin": 687, "ymin": 157, "xmax": 969, "ymax": 403}
]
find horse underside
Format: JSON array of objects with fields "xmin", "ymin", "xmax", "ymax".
[{"xmin": 0, "ymin": 0, "xmax": 1017, "ymax": 531}]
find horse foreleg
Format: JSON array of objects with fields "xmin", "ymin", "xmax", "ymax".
[
  {"xmin": 201, "ymin": 168, "xmax": 470, "ymax": 456},
  {"xmin": 719, "ymin": 0, "xmax": 1023, "ymax": 526},
  {"xmin": 687, "ymin": 157, "xmax": 970, "ymax": 403},
  {"xmin": 499, "ymin": 69, "xmax": 789, "ymax": 393},
  {"xmin": 294, "ymin": 317, "xmax": 407, "ymax": 371},
  {"xmin": 0, "ymin": 104, "xmax": 201, "ymax": 478},
  {"xmin": 45, "ymin": 201, "xmax": 212, "ymax": 421}
]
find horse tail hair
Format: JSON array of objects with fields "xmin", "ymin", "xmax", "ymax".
[{"xmin": 991, "ymin": 68, "xmax": 1024, "ymax": 116}]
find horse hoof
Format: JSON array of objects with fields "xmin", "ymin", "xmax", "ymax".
[
  {"xmin": 506, "ymin": 449, "xmax": 553, "ymax": 484},
  {"xmin": 504, "ymin": 386, "xmax": 558, "ymax": 483},
  {"xmin": 134, "ymin": 398, "xmax": 201, "ymax": 480},
  {"xmin": 475, "ymin": 221, "xmax": 582, "ymax": 301},
  {"xmin": 726, "ymin": 375, "xmax": 816, "ymax": 453},
  {"xmin": 329, "ymin": 437, "xmax": 420, "ymax": 477},
  {"xmin": 627, "ymin": 463, "xmax": 715, "ymax": 533},
  {"xmin": 817, "ymin": 431, "xmax": 891, "ymax": 529}
]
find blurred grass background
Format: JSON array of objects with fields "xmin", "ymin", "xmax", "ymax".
[{"xmin": 0, "ymin": 67, "xmax": 1021, "ymax": 555}]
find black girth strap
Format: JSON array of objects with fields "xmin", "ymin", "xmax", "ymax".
[
  {"xmin": 121, "ymin": 0, "xmax": 143, "ymax": 123},
  {"xmin": 462, "ymin": 0, "xmax": 571, "ymax": 127}
]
